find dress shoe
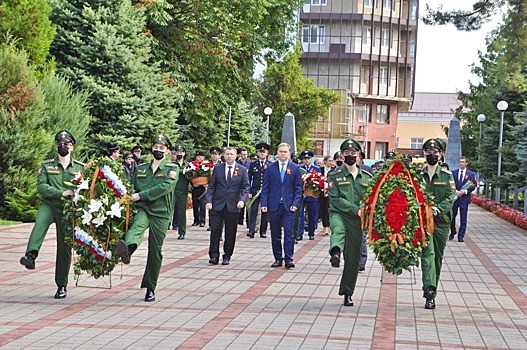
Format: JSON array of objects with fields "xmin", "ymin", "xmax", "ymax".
[
  {"xmin": 260, "ymin": 233, "xmax": 267, "ymax": 238},
  {"xmin": 209, "ymin": 258, "xmax": 219, "ymax": 265},
  {"xmin": 424, "ymin": 299, "xmax": 436, "ymax": 309},
  {"xmin": 458, "ymin": 238, "xmax": 464, "ymax": 242},
  {"xmin": 172, "ymin": 226, "xmax": 178, "ymax": 231},
  {"xmin": 359, "ymin": 266, "xmax": 366, "ymax": 272},
  {"xmin": 222, "ymin": 256, "xmax": 230, "ymax": 265},
  {"xmin": 177, "ymin": 235, "xmax": 185, "ymax": 240},
  {"xmin": 330, "ymin": 253, "xmax": 340, "ymax": 268},
  {"xmin": 191, "ymin": 222, "xmax": 199, "ymax": 226},
  {"xmin": 117, "ymin": 240, "xmax": 131, "ymax": 264},
  {"xmin": 54, "ymin": 286, "xmax": 67, "ymax": 299},
  {"xmin": 144, "ymin": 289, "xmax": 155, "ymax": 302},
  {"xmin": 449, "ymin": 233, "xmax": 455, "ymax": 240},
  {"xmin": 247, "ymin": 232, "xmax": 255, "ymax": 238},
  {"xmin": 20, "ymin": 251, "xmax": 37, "ymax": 270},
  {"xmin": 285, "ymin": 261, "xmax": 295, "ymax": 269},
  {"xmin": 200, "ymin": 223, "xmax": 205, "ymax": 228},
  {"xmin": 423, "ymin": 286, "xmax": 435, "ymax": 300},
  {"xmin": 271, "ymin": 260, "xmax": 283, "ymax": 268},
  {"xmin": 296, "ymin": 235, "xmax": 303, "ymax": 241},
  {"xmin": 294, "ymin": 239, "xmax": 298, "ymax": 244},
  {"xmin": 343, "ymin": 293, "xmax": 353, "ymax": 306},
  {"xmin": 308, "ymin": 235, "xmax": 314, "ymax": 240}
]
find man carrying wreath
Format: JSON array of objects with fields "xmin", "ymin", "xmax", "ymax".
[
  {"xmin": 117, "ymin": 134, "xmax": 178, "ymax": 302},
  {"xmin": 327, "ymin": 139, "xmax": 372, "ymax": 306},
  {"xmin": 421, "ymin": 138, "xmax": 456, "ymax": 309}
]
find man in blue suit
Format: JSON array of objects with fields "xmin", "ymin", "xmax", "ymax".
[
  {"xmin": 206, "ymin": 147, "xmax": 249, "ymax": 265},
  {"xmin": 449, "ymin": 156, "xmax": 475, "ymax": 242},
  {"xmin": 297, "ymin": 150, "xmax": 321, "ymax": 240},
  {"xmin": 261, "ymin": 142, "xmax": 303, "ymax": 268}
]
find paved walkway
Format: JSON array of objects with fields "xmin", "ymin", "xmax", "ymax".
[{"xmin": 1, "ymin": 205, "xmax": 527, "ymax": 349}]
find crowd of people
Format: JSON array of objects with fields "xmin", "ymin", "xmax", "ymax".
[{"xmin": 19, "ymin": 130, "xmax": 476, "ymax": 309}]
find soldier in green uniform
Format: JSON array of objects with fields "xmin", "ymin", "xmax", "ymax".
[
  {"xmin": 171, "ymin": 144, "xmax": 189, "ymax": 240},
  {"xmin": 117, "ymin": 134, "xmax": 178, "ymax": 302},
  {"xmin": 327, "ymin": 139, "xmax": 372, "ymax": 306},
  {"xmin": 20, "ymin": 130, "xmax": 85, "ymax": 299},
  {"xmin": 421, "ymin": 138, "xmax": 456, "ymax": 309}
]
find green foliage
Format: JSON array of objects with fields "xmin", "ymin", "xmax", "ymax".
[
  {"xmin": 49, "ymin": 0, "xmax": 185, "ymax": 156},
  {"xmin": 256, "ymin": 45, "xmax": 340, "ymax": 151},
  {"xmin": 0, "ymin": 0, "xmax": 56, "ymax": 68},
  {"xmin": 422, "ymin": 0, "xmax": 506, "ymax": 31},
  {"xmin": 0, "ymin": 43, "xmax": 49, "ymax": 220},
  {"xmin": 228, "ymin": 100, "xmax": 265, "ymax": 150},
  {"xmin": 5, "ymin": 187, "xmax": 40, "ymax": 222}
]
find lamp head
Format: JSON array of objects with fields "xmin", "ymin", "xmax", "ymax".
[
  {"xmin": 497, "ymin": 100, "xmax": 508, "ymax": 111},
  {"xmin": 477, "ymin": 114, "xmax": 486, "ymax": 123},
  {"xmin": 264, "ymin": 107, "xmax": 272, "ymax": 116}
]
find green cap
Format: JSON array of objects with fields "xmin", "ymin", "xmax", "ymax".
[
  {"xmin": 153, "ymin": 134, "xmax": 172, "ymax": 149},
  {"xmin": 385, "ymin": 151, "xmax": 396, "ymax": 160},
  {"xmin": 340, "ymin": 139, "xmax": 362, "ymax": 152},
  {"xmin": 172, "ymin": 144, "xmax": 185, "ymax": 152},
  {"xmin": 422, "ymin": 138, "xmax": 444, "ymax": 152},
  {"xmin": 333, "ymin": 151, "xmax": 342, "ymax": 160},
  {"xmin": 55, "ymin": 130, "xmax": 76, "ymax": 144},
  {"xmin": 249, "ymin": 152, "xmax": 258, "ymax": 159}
]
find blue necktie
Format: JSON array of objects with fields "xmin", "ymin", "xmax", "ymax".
[
  {"xmin": 280, "ymin": 162, "xmax": 285, "ymax": 182},
  {"xmin": 227, "ymin": 166, "xmax": 232, "ymax": 182}
]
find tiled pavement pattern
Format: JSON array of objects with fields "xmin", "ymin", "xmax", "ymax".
[{"xmin": 1, "ymin": 205, "xmax": 527, "ymax": 349}]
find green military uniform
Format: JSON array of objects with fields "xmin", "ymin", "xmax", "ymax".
[
  {"xmin": 23, "ymin": 130, "xmax": 84, "ymax": 290},
  {"xmin": 328, "ymin": 166, "xmax": 372, "ymax": 296},
  {"xmin": 173, "ymin": 157, "xmax": 189, "ymax": 237},
  {"xmin": 421, "ymin": 164, "xmax": 456, "ymax": 298}
]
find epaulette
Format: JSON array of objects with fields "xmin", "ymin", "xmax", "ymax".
[
  {"xmin": 441, "ymin": 168, "xmax": 452, "ymax": 175},
  {"xmin": 137, "ymin": 163, "xmax": 149, "ymax": 169},
  {"xmin": 165, "ymin": 162, "xmax": 177, "ymax": 167},
  {"xmin": 42, "ymin": 159, "xmax": 55, "ymax": 164},
  {"xmin": 73, "ymin": 160, "xmax": 85, "ymax": 166},
  {"xmin": 361, "ymin": 169, "xmax": 373, "ymax": 177}
]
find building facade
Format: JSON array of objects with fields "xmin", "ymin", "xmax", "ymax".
[{"xmin": 301, "ymin": 0, "xmax": 418, "ymax": 159}]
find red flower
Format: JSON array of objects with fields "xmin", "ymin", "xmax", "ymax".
[
  {"xmin": 385, "ymin": 188, "xmax": 408, "ymax": 234},
  {"xmin": 372, "ymin": 231, "xmax": 380, "ymax": 241}
]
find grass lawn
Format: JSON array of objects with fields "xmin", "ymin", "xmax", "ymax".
[{"xmin": 0, "ymin": 219, "xmax": 22, "ymax": 226}]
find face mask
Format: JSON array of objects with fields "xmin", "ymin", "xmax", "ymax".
[
  {"xmin": 58, "ymin": 146, "xmax": 69, "ymax": 157},
  {"xmin": 426, "ymin": 154, "xmax": 439, "ymax": 165},
  {"xmin": 176, "ymin": 154, "xmax": 183, "ymax": 160},
  {"xmin": 336, "ymin": 160, "xmax": 343, "ymax": 167},
  {"xmin": 153, "ymin": 150, "xmax": 165, "ymax": 160},
  {"xmin": 344, "ymin": 155, "xmax": 356, "ymax": 166}
]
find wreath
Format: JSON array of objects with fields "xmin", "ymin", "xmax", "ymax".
[
  {"xmin": 64, "ymin": 157, "xmax": 135, "ymax": 279},
  {"xmin": 362, "ymin": 156, "xmax": 436, "ymax": 275}
]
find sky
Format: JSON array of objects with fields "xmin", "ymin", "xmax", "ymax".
[{"xmin": 415, "ymin": 0, "xmax": 503, "ymax": 93}]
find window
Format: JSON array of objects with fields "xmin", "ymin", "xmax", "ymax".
[
  {"xmin": 382, "ymin": 29, "xmax": 391, "ymax": 47},
  {"xmin": 302, "ymin": 25, "xmax": 325, "ymax": 44},
  {"xmin": 380, "ymin": 67, "xmax": 388, "ymax": 85},
  {"xmin": 364, "ymin": 0, "xmax": 374, "ymax": 7},
  {"xmin": 383, "ymin": 0, "xmax": 393, "ymax": 10},
  {"xmin": 362, "ymin": 27, "xmax": 372, "ymax": 46},
  {"xmin": 411, "ymin": 138, "xmax": 424, "ymax": 149},
  {"xmin": 357, "ymin": 104, "xmax": 370, "ymax": 123},
  {"xmin": 375, "ymin": 142, "xmax": 388, "ymax": 160},
  {"xmin": 376, "ymin": 104, "xmax": 389, "ymax": 124},
  {"xmin": 308, "ymin": 0, "xmax": 327, "ymax": 4},
  {"xmin": 396, "ymin": 137, "xmax": 400, "ymax": 148},
  {"xmin": 361, "ymin": 65, "xmax": 370, "ymax": 84},
  {"xmin": 409, "ymin": 41, "xmax": 416, "ymax": 57},
  {"xmin": 411, "ymin": 1, "xmax": 418, "ymax": 20}
]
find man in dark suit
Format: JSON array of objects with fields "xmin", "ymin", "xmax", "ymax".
[
  {"xmin": 247, "ymin": 142, "xmax": 270, "ymax": 238},
  {"xmin": 205, "ymin": 147, "xmax": 249, "ymax": 265},
  {"xmin": 261, "ymin": 142, "xmax": 303, "ymax": 269},
  {"xmin": 297, "ymin": 150, "xmax": 321, "ymax": 240},
  {"xmin": 449, "ymin": 156, "xmax": 475, "ymax": 242}
]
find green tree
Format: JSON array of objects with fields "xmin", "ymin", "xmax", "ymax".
[
  {"xmin": 256, "ymin": 45, "xmax": 340, "ymax": 151},
  {"xmin": 0, "ymin": 0, "xmax": 56, "ymax": 68},
  {"xmin": 49, "ymin": 0, "xmax": 186, "ymax": 156}
]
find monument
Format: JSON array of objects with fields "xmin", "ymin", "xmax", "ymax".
[
  {"xmin": 444, "ymin": 117, "xmax": 462, "ymax": 171},
  {"xmin": 281, "ymin": 112, "xmax": 297, "ymax": 154}
]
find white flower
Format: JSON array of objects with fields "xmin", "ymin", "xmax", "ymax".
[
  {"xmin": 88, "ymin": 199, "xmax": 104, "ymax": 213},
  {"xmin": 92, "ymin": 213, "xmax": 107, "ymax": 227},
  {"xmin": 101, "ymin": 196, "xmax": 109, "ymax": 205},
  {"xmin": 78, "ymin": 178, "xmax": 90, "ymax": 191},
  {"xmin": 81, "ymin": 209, "xmax": 93, "ymax": 225},
  {"xmin": 73, "ymin": 192, "xmax": 81, "ymax": 205},
  {"xmin": 106, "ymin": 201, "xmax": 122, "ymax": 218}
]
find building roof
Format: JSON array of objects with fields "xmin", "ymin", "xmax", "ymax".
[{"xmin": 399, "ymin": 92, "xmax": 464, "ymax": 123}]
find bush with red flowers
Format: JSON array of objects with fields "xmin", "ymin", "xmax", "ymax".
[{"xmin": 471, "ymin": 194, "xmax": 527, "ymax": 230}]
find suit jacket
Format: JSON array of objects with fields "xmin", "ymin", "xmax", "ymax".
[
  {"xmin": 261, "ymin": 160, "xmax": 302, "ymax": 211},
  {"xmin": 452, "ymin": 168, "xmax": 475, "ymax": 206},
  {"xmin": 205, "ymin": 162, "xmax": 249, "ymax": 212},
  {"xmin": 248, "ymin": 159, "xmax": 270, "ymax": 196}
]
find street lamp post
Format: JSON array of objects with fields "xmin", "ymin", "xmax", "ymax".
[
  {"xmin": 264, "ymin": 107, "xmax": 272, "ymax": 144},
  {"xmin": 496, "ymin": 100, "xmax": 508, "ymax": 202},
  {"xmin": 476, "ymin": 113, "xmax": 486, "ymax": 194}
]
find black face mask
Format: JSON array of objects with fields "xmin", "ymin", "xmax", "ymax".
[
  {"xmin": 153, "ymin": 150, "xmax": 165, "ymax": 160},
  {"xmin": 426, "ymin": 154, "xmax": 439, "ymax": 165},
  {"xmin": 176, "ymin": 154, "xmax": 183, "ymax": 160},
  {"xmin": 58, "ymin": 146, "xmax": 69, "ymax": 157},
  {"xmin": 344, "ymin": 155, "xmax": 357, "ymax": 166},
  {"xmin": 336, "ymin": 160, "xmax": 343, "ymax": 167}
]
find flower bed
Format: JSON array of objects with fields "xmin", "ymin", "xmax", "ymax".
[{"xmin": 471, "ymin": 194, "xmax": 527, "ymax": 230}]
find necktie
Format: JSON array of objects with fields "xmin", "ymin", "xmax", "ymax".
[
  {"xmin": 261, "ymin": 161, "xmax": 264, "ymax": 168},
  {"xmin": 227, "ymin": 166, "xmax": 232, "ymax": 182},
  {"xmin": 459, "ymin": 170, "xmax": 463, "ymax": 182},
  {"xmin": 280, "ymin": 162, "xmax": 285, "ymax": 182}
]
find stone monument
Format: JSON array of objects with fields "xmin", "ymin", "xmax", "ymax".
[
  {"xmin": 444, "ymin": 117, "xmax": 462, "ymax": 171},
  {"xmin": 281, "ymin": 112, "xmax": 297, "ymax": 155}
]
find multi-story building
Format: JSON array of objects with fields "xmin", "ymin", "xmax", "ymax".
[{"xmin": 301, "ymin": 0, "xmax": 418, "ymax": 160}]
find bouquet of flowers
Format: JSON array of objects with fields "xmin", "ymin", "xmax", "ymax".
[
  {"xmin": 362, "ymin": 156, "xmax": 437, "ymax": 275},
  {"xmin": 64, "ymin": 157, "xmax": 135, "ymax": 279},
  {"xmin": 301, "ymin": 170, "xmax": 327, "ymax": 197},
  {"xmin": 182, "ymin": 160, "xmax": 214, "ymax": 186},
  {"xmin": 454, "ymin": 175, "xmax": 477, "ymax": 202}
]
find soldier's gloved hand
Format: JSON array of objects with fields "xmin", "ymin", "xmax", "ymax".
[
  {"xmin": 131, "ymin": 193, "xmax": 141, "ymax": 202},
  {"xmin": 62, "ymin": 189, "xmax": 73, "ymax": 197}
]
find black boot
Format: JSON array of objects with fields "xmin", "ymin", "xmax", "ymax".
[
  {"xmin": 343, "ymin": 293, "xmax": 353, "ymax": 306},
  {"xmin": 54, "ymin": 286, "xmax": 67, "ymax": 299},
  {"xmin": 117, "ymin": 241, "xmax": 136, "ymax": 264},
  {"xmin": 20, "ymin": 250, "xmax": 38, "ymax": 270},
  {"xmin": 329, "ymin": 247, "xmax": 341, "ymax": 268},
  {"xmin": 144, "ymin": 288, "xmax": 155, "ymax": 302}
]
